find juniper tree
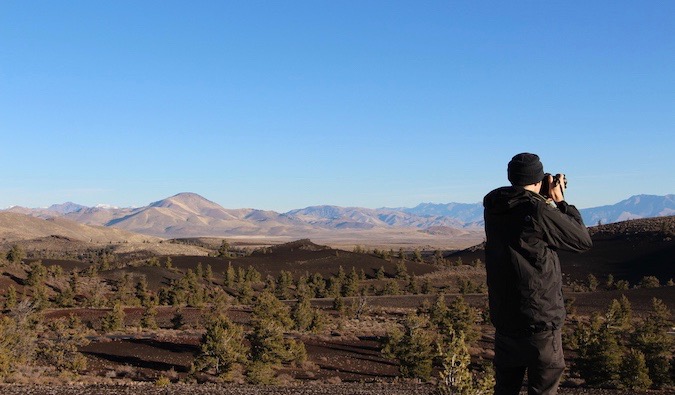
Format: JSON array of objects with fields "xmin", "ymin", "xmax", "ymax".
[
  {"xmin": 587, "ymin": 274, "xmax": 599, "ymax": 291},
  {"xmin": 605, "ymin": 295, "xmax": 632, "ymax": 330},
  {"xmin": 437, "ymin": 329, "xmax": 495, "ymax": 395},
  {"xmin": 382, "ymin": 312, "xmax": 437, "ymax": 380},
  {"xmin": 194, "ymin": 314, "xmax": 247, "ymax": 378},
  {"xmin": 26, "ymin": 260, "xmax": 46, "ymax": 287},
  {"xmin": 571, "ymin": 313, "xmax": 623, "ymax": 386},
  {"xmin": 224, "ymin": 262, "xmax": 236, "ymax": 288},
  {"xmin": 381, "ymin": 279, "xmax": 400, "ymax": 295},
  {"xmin": 0, "ymin": 301, "xmax": 38, "ymax": 378},
  {"xmin": 252, "ymin": 290, "xmax": 293, "ymax": 330},
  {"xmin": 395, "ymin": 260, "xmax": 409, "ymax": 280},
  {"xmin": 341, "ymin": 267, "xmax": 359, "ymax": 297},
  {"xmin": 38, "ymin": 315, "xmax": 90, "ymax": 373},
  {"xmin": 100, "ymin": 302, "xmax": 126, "ymax": 333},
  {"xmin": 246, "ymin": 318, "xmax": 307, "ymax": 384},
  {"xmin": 291, "ymin": 294, "xmax": 314, "ymax": 332},
  {"xmin": 375, "ymin": 266, "xmax": 386, "ymax": 280},
  {"xmin": 309, "ymin": 272, "xmax": 326, "ymax": 298},
  {"xmin": 136, "ymin": 275, "xmax": 151, "ymax": 307},
  {"xmin": 405, "ymin": 274, "xmax": 420, "ymax": 294},
  {"xmin": 619, "ymin": 348, "xmax": 652, "ymax": 390},
  {"xmin": 447, "ymin": 296, "xmax": 481, "ymax": 345},
  {"xmin": 275, "ymin": 270, "xmax": 294, "ymax": 300},
  {"xmin": 638, "ymin": 275, "xmax": 660, "ymax": 289},
  {"xmin": 4, "ymin": 285, "xmax": 17, "ymax": 309},
  {"xmin": 140, "ymin": 306, "xmax": 159, "ymax": 329},
  {"xmin": 244, "ymin": 266, "xmax": 261, "ymax": 283},
  {"xmin": 217, "ymin": 240, "xmax": 230, "ymax": 258},
  {"xmin": 205, "ymin": 264, "xmax": 214, "ymax": 283},
  {"xmin": 630, "ymin": 298, "xmax": 673, "ymax": 387},
  {"xmin": 6, "ymin": 244, "xmax": 25, "ymax": 265}
]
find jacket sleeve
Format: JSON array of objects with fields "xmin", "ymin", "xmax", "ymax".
[{"xmin": 537, "ymin": 201, "xmax": 593, "ymax": 252}]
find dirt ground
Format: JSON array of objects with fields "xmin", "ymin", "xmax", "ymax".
[{"xmin": 0, "ymin": 383, "xmax": 671, "ymax": 395}]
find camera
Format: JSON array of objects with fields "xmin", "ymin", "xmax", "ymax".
[{"xmin": 540, "ymin": 173, "xmax": 567, "ymax": 199}]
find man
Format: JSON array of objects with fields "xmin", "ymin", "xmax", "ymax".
[{"xmin": 483, "ymin": 153, "xmax": 592, "ymax": 395}]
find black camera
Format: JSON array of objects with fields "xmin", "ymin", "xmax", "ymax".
[{"xmin": 540, "ymin": 173, "xmax": 567, "ymax": 199}]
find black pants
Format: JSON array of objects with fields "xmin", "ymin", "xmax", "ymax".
[{"xmin": 493, "ymin": 329, "xmax": 565, "ymax": 395}]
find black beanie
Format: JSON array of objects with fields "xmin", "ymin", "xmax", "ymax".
[{"xmin": 508, "ymin": 153, "xmax": 545, "ymax": 186}]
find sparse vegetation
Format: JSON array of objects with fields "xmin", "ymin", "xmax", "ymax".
[{"xmin": 0, "ymin": 217, "xmax": 672, "ymax": 393}]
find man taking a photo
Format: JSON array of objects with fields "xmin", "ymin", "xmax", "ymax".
[{"xmin": 483, "ymin": 153, "xmax": 592, "ymax": 395}]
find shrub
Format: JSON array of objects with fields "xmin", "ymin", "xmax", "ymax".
[
  {"xmin": 638, "ymin": 276, "xmax": 661, "ymax": 289},
  {"xmin": 0, "ymin": 300, "xmax": 39, "ymax": 378},
  {"xmin": 38, "ymin": 315, "xmax": 90, "ymax": 373}
]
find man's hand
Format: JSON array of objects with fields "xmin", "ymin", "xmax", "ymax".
[{"xmin": 548, "ymin": 173, "xmax": 566, "ymax": 203}]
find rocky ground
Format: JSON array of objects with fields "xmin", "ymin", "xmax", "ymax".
[{"xmin": 0, "ymin": 383, "xmax": 672, "ymax": 395}]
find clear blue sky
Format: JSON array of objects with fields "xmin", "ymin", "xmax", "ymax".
[{"xmin": 1, "ymin": 1, "xmax": 673, "ymax": 211}]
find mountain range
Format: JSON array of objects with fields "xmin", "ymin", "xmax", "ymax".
[{"xmin": 3, "ymin": 193, "xmax": 673, "ymax": 241}]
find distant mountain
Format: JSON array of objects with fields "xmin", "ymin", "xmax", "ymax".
[
  {"xmin": 4, "ymin": 192, "xmax": 672, "ymax": 241},
  {"xmin": 47, "ymin": 202, "xmax": 88, "ymax": 215},
  {"xmin": 580, "ymin": 194, "xmax": 675, "ymax": 226},
  {"xmin": 399, "ymin": 202, "xmax": 484, "ymax": 224}
]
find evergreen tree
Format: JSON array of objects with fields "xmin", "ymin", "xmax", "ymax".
[
  {"xmin": 0, "ymin": 300, "xmax": 39, "ymax": 378},
  {"xmin": 275, "ymin": 270, "xmax": 294, "ymax": 300},
  {"xmin": 587, "ymin": 273, "xmax": 599, "ymax": 291},
  {"xmin": 381, "ymin": 279, "xmax": 400, "ymax": 295},
  {"xmin": 205, "ymin": 264, "xmax": 214, "ymax": 283},
  {"xmin": 630, "ymin": 298, "xmax": 673, "ymax": 387},
  {"xmin": 309, "ymin": 272, "xmax": 326, "ymax": 298},
  {"xmin": 4, "ymin": 285, "xmax": 17, "ymax": 310},
  {"xmin": 38, "ymin": 315, "xmax": 90, "ymax": 373},
  {"xmin": 217, "ymin": 240, "xmax": 230, "ymax": 258},
  {"xmin": 225, "ymin": 262, "xmax": 236, "ymax": 288},
  {"xmin": 395, "ymin": 260, "xmax": 409, "ymax": 280},
  {"xmin": 572, "ymin": 313, "xmax": 623, "ymax": 386},
  {"xmin": 447, "ymin": 296, "xmax": 481, "ymax": 345},
  {"xmin": 6, "ymin": 244, "xmax": 25, "ymax": 265},
  {"xmin": 437, "ymin": 329, "xmax": 495, "ymax": 395},
  {"xmin": 140, "ymin": 306, "xmax": 159, "ymax": 329},
  {"xmin": 292, "ymin": 294, "xmax": 314, "ymax": 332},
  {"xmin": 382, "ymin": 313, "xmax": 436, "ymax": 380},
  {"xmin": 25, "ymin": 260, "xmax": 46, "ymax": 287},
  {"xmin": 136, "ymin": 275, "xmax": 151, "ymax": 307},
  {"xmin": 605, "ymin": 295, "xmax": 632, "ymax": 330},
  {"xmin": 100, "ymin": 302, "xmax": 126, "ymax": 333},
  {"xmin": 252, "ymin": 290, "xmax": 293, "ymax": 330},
  {"xmin": 619, "ymin": 348, "xmax": 652, "ymax": 390},
  {"xmin": 341, "ymin": 267, "xmax": 359, "ymax": 297},
  {"xmin": 375, "ymin": 266, "xmax": 386, "ymax": 280},
  {"xmin": 194, "ymin": 314, "xmax": 247, "ymax": 377}
]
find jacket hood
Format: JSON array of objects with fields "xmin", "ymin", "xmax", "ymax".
[{"xmin": 483, "ymin": 186, "xmax": 544, "ymax": 215}]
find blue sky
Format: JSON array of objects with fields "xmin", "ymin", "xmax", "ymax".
[{"xmin": 1, "ymin": 1, "xmax": 673, "ymax": 211}]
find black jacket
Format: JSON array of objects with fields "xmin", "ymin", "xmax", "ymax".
[{"xmin": 483, "ymin": 187, "xmax": 592, "ymax": 336}]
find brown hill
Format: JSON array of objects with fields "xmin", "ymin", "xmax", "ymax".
[
  {"xmin": 0, "ymin": 212, "xmax": 157, "ymax": 244},
  {"xmin": 450, "ymin": 216, "xmax": 675, "ymax": 286}
]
